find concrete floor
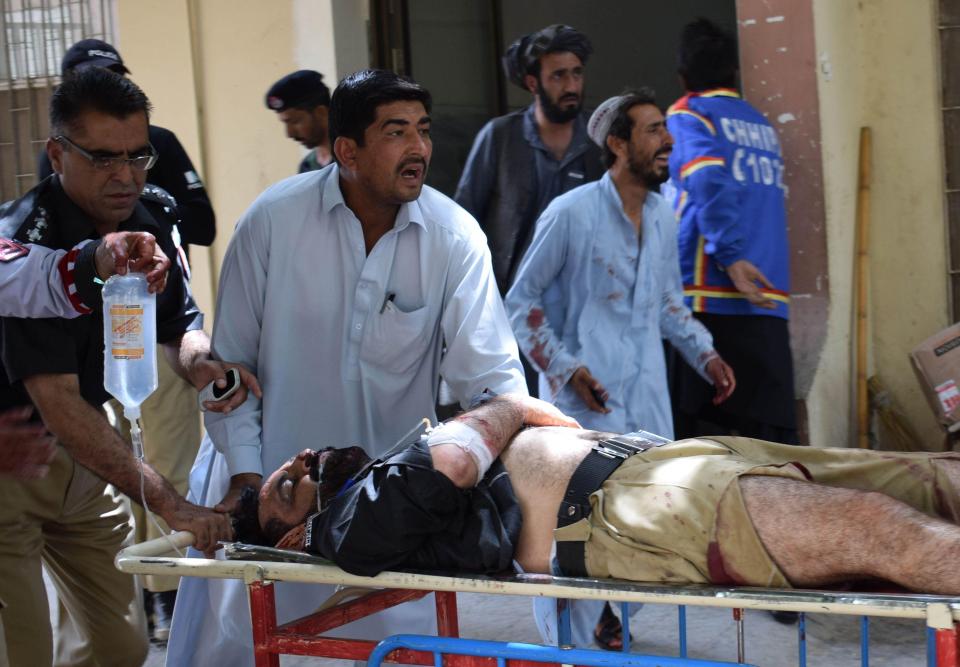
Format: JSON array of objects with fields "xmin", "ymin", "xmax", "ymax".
[{"xmin": 133, "ymin": 592, "xmax": 929, "ymax": 666}]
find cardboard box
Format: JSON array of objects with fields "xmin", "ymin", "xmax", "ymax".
[{"xmin": 911, "ymin": 322, "xmax": 960, "ymax": 431}]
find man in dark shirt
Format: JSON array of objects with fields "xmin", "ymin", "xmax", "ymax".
[
  {"xmin": 265, "ymin": 69, "xmax": 333, "ymax": 173},
  {"xmin": 242, "ymin": 394, "xmax": 960, "ymax": 599},
  {"xmin": 455, "ymin": 25, "xmax": 601, "ymax": 297},
  {"xmin": 37, "ymin": 39, "xmax": 217, "ymax": 250},
  {"xmin": 36, "ymin": 38, "xmax": 220, "ymax": 641},
  {"xmin": 0, "ymin": 69, "xmax": 250, "ymax": 666}
]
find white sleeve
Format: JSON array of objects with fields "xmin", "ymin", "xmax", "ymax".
[
  {"xmin": 439, "ymin": 230, "xmax": 526, "ymax": 407},
  {"xmin": 202, "ymin": 206, "xmax": 269, "ymax": 477},
  {"xmin": 0, "ymin": 239, "xmax": 95, "ymax": 318}
]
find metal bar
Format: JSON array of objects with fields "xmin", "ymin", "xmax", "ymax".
[
  {"xmin": 276, "ymin": 588, "xmax": 429, "ymax": 636},
  {"xmin": 798, "ymin": 612, "xmax": 807, "ymax": 667},
  {"xmin": 435, "ymin": 591, "xmax": 460, "ymax": 638},
  {"xmin": 678, "ymin": 605, "xmax": 688, "ymax": 658},
  {"xmin": 267, "ymin": 635, "xmax": 434, "ymax": 663},
  {"xmin": 556, "ymin": 598, "xmax": 571, "ymax": 648},
  {"xmin": 860, "ymin": 615, "xmax": 870, "ymax": 667},
  {"xmin": 733, "ymin": 608, "xmax": 745, "ymax": 664},
  {"xmin": 249, "ymin": 581, "xmax": 280, "ymax": 667},
  {"xmin": 937, "ymin": 626, "xmax": 959, "ymax": 667},
  {"xmin": 116, "ymin": 535, "xmax": 960, "ymax": 622},
  {"xmin": 620, "ymin": 601, "xmax": 630, "ymax": 653},
  {"xmin": 368, "ymin": 634, "xmax": 756, "ymax": 667}
]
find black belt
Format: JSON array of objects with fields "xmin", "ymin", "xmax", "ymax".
[{"xmin": 555, "ymin": 433, "xmax": 668, "ymax": 576}]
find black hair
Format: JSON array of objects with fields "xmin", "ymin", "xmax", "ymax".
[
  {"xmin": 328, "ymin": 69, "xmax": 432, "ymax": 153},
  {"xmin": 600, "ymin": 88, "xmax": 658, "ymax": 169},
  {"xmin": 677, "ymin": 18, "xmax": 738, "ymax": 92},
  {"xmin": 49, "ymin": 66, "xmax": 151, "ymax": 136},
  {"xmin": 232, "ymin": 485, "xmax": 273, "ymax": 546},
  {"xmin": 502, "ymin": 25, "xmax": 592, "ymax": 89}
]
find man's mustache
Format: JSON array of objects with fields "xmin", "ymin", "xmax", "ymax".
[{"xmin": 560, "ymin": 94, "xmax": 580, "ymax": 104}]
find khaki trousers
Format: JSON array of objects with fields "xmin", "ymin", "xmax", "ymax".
[
  {"xmin": 113, "ymin": 346, "xmax": 201, "ymax": 593},
  {"xmin": 581, "ymin": 437, "xmax": 960, "ymax": 588},
  {"xmin": 0, "ymin": 445, "xmax": 147, "ymax": 666}
]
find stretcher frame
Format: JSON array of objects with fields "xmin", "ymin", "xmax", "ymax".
[{"xmin": 117, "ymin": 532, "xmax": 960, "ymax": 667}]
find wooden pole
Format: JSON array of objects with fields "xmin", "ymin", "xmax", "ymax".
[{"xmin": 855, "ymin": 127, "xmax": 872, "ymax": 448}]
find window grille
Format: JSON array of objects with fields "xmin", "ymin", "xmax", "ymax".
[{"xmin": 0, "ymin": 0, "xmax": 115, "ymax": 201}]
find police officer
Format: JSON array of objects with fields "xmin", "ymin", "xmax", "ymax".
[
  {"xmin": 36, "ymin": 38, "xmax": 218, "ymax": 642},
  {"xmin": 38, "ymin": 39, "xmax": 216, "ymax": 253},
  {"xmin": 0, "ymin": 69, "xmax": 247, "ymax": 666},
  {"xmin": 265, "ymin": 69, "xmax": 332, "ymax": 172}
]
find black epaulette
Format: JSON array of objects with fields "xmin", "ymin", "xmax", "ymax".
[
  {"xmin": 140, "ymin": 184, "xmax": 180, "ymax": 226},
  {"xmin": 140, "ymin": 183, "xmax": 178, "ymax": 210},
  {"xmin": 0, "ymin": 177, "xmax": 55, "ymax": 244}
]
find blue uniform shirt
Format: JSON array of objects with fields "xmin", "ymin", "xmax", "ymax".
[{"xmin": 666, "ymin": 88, "xmax": 790, "ymax": 319}]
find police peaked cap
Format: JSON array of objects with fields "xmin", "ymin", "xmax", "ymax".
[
  {"xmin": 502, "ymin": 24, "xmax": 593, "ymax": 89},
  {"xmin": 61, "ymin": 39, "xmax": 129, "ymax": 76},
  {"xmin": 265, "ymin": 70, "xmax": 331, "ymax": 112}
]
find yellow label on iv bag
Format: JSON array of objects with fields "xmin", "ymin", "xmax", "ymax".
[{"xmin": 109, "ymin": 304, "xmax": 145, "ymax": 360}]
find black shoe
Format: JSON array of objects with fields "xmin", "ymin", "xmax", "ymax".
[
  {"xmin": 594, "ymin": 601, "xmax": 632, "ymax": 651},
  {"xmin": 769, "ymin": 610, "xmax": 800, "ymax": 625},
  {"xmin": 151, "ymin": 590, "xmax": 176, "ymax": 644}
]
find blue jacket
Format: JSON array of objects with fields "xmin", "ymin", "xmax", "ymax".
[{"xmin": 666, "ymin": 88, "xmax": 790, "ymax": 319}]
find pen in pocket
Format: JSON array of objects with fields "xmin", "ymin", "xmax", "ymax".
[{"xmin": 379, "ymin": 292, "xmax": 396, "ymax": 313}]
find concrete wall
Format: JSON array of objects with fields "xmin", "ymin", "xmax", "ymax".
[
  {"xmin": 115, "ymin": 0, "xmax": 366, "ymax": 319},
  {"xmin": 808, "ymin": 0, "xmax": 948, "ymax": 449}
]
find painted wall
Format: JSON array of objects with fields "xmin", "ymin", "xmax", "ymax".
[
  {"xmin": 115, "ymin": 0, "xmax": 363, "ymax": 319},
  {"xmin": 808, "ymin": 0, "xmax": 948, "ymax": 449}
]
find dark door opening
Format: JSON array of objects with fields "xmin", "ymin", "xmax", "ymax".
[{"xmin": 372, "ymin": 0, "xmax": 737, "ymax": 196}]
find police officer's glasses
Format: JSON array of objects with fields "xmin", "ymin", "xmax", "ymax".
[{"xmin": 54, "ymin": 135, "xmax": 158, "ymax": 172}]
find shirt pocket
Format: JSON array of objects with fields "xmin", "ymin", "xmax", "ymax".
[{"xmin": 359, "ymin": 300, "xmax": 435, "ymax": 375}]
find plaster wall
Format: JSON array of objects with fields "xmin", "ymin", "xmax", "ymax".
[
  {"xmin": 809, "ymin": 0, "xmax": 948, "ymax": 449},
  {"xmin": 116, "ymin": 0, "xmax": 361, "ymax": 317}
]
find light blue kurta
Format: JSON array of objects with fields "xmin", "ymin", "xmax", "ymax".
[
  {"xmin": 506, "ymin": 173, "xmax": 715, "ymax": 438},
  {"xmin": 167, "ymin": 164, "xmax": 525, "ymax": 666}
]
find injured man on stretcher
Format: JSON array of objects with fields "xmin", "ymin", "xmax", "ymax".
[{"xmin": 232, "ymin": 393, "xmax": 960, "ymax": 595}]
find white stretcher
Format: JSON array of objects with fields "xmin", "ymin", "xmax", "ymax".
[{"xmin": 117, "ymin": 532, "xmax": 960, "ymax": 667}]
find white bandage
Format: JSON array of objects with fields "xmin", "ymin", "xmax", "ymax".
[{"xmin": 426, "ymin": 420, "xmax": 494, "ymax": 484}]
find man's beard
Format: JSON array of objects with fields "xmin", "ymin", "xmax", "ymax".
[
  {"xmin": 537, "ymin": 81, "xmax": 582, "ymax": 124},
  {"xmin": 628, "ymin": 149, "xmax": 670, "ymax": 189}
]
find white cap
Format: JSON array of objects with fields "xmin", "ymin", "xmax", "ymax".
[{"xmin": 587, "ymin": 94, "xmax": 630, "ymax": 147}]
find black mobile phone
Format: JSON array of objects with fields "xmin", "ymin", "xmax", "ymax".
[
  {"xmin": 213, "ymin": 368, "xmax": 241, "ymax": 399},
  {"xmin": 199, "ymin": 368, "xmax": 241, "ymax": 409}
]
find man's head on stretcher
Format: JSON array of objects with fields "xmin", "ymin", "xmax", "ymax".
[
  {"xmin": 229, "ymin": 393, "xmax": 960, "ymax": 596},
  {"xmin": 234, "ymin": 446, "xmax": 372, "ymax": 548}
]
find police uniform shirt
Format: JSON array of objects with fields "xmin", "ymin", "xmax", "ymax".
[
  {"xmin": 306, "ymin": 438, "xmax": 521, "ymax": 577},
  {"xmin": 37, "ymin": 124, "xmax": 216, "ymax": 250},
  {"xmin": 0, "ymin": 176, "xmax": 203, "ymax": 410}
]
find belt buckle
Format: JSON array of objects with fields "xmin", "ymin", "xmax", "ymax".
[{"xmin": 595, "ymin": 444, "xmax": 628, "ymax": 459}]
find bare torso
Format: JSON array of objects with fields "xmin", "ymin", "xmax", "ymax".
[{"xmin": 499, "ymin": 427, "xmax": 613, "ymax": 573}]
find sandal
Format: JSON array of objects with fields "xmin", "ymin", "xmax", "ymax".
[{"xmin": 593, "ymin": 601, "xmax": 631, "ymax": 651}]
